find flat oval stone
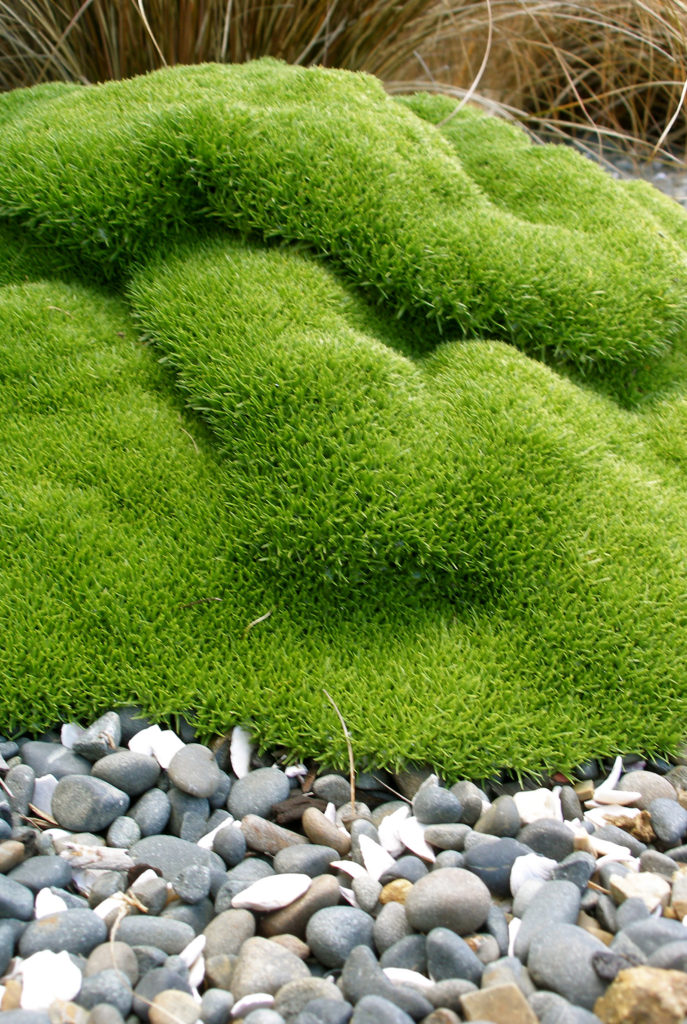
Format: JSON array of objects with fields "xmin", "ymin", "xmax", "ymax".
[
  {"xmin": 513, "ymin": 879, "xmax": 582, "ymax": 961},
  {"xmin": 404, "ymin": 868, "xmax": 490, "ymax": 935},
  {"xmin": 0, "ymin": 874, "xmax": 37, "ymax": 920},
  {"xmin": 115, "ymin": 917, "xmax": 195, "ymax": 955},
  {"xmin": 426, "ymin": 927, "xmax": 484, "ymax": 986},
  {"xmin": 230, "ymin": 936, "xmax": 310, "ymax": 999},
  {"xmin": 8, "ymin": 854, "xmax": 72, "ymax": 892},
  {"xmin": 241, "ymin": 814, "xmax": 308, "ymax": 856},
  {"xmin": 617, "ymin": 771, "xmax": 677, "ymax": 809},
  {"xmin": 129, "ymin": 788, "xmax": 171, "ymax": 836},
  {"xmin": 168, "ymin": 743, "xmax": 222, "ymax": 799},
  {"xmin": 227, "ymin": 767, "xmax": 291, "ymax": 819},
  {"xmin": 340, "ymin": 945, "xmax": 433, "ymax": 1020},
  {"xmin": 19, "ymin": 741, "xmax": 92, "ymax": 779},
  {"xmin": 273, "ymin": 844, "xmax": 339, "ymax": 877},
  {"xmin": 412, "ymin": 779, "xmax": 463, "ymax": 825},
  {"xmin": 528, "ymin": 923, "xmax": 608, "ymax": 1010},
  {"xmin": 474, "ymin": 796, "xmax": 521, "ymax": 837},
  {"xmin": 306, "ymin": 906, "xmax": 375, "ymax": 968},
  {"xmin": 649, "ymin": 798, "xmax": 687, "ymax": 847},
  {"xmin": 301, "ymin": 807, "xmax": 351, "ymax": 857},
  {"xmin": 130, "ymin": 834, "xmax": 225, "ymax": 880},
  {"xmin": 91, "ymin": 751, "xmax": 161, "ymax": 796},
  {"xmin": 260, "ymin": 872, "xmax": 341, "ymax": 940},
  {"xmin": 517, "ymin": 819, "xmax": 574, "ymax": 861},
  {"xmin": 464, "ymin": 838, "xmax": 530, "ymax": 896},
  {"xmin": 203, "ymin": 907, "xmax": 256, "ymax": 958},
  {"xmin": 19, "ymin": 908, "xmax": 107, "ymax": 956},
  {"xmin": 51, "ymin": 775, "xmax": 129, "ymax": 832},
  {"xmin": 423, "ymin": 824, "xmax": 471, "ymax": 851}
]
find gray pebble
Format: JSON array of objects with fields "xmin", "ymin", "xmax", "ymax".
[
  {"xmin": 593, "ymin": 823, "xmax": 647, "ymax": 857},
  {"xmin": 372, "ymin": 902, "xmax": 412, "ymax": 955},
  {"xmin": 639, "ymin": 849, "xmax": 680, "ymax": 877},
  {"xmin": 91, "ymin": 751, "xmax": 161, "ymax": 796},
  {"xmin": 106, "ymin": 816, "xmax": 141, "ymax": 848},
  {"xmin": 133, "ymin": 874, "xmax": 168, "ymax": 915},
  {"xmin": 85, "ymin": 941, "xmax": 140, "ymax": 985},
  {"xmin": 379, "ymin": 934, "xmax": 427, "ymax": 973},
  {"xmin": 212, "ymin": 822, "xmax": 247, "ymax": 867},
  {"xmin": 379, "ymin": 855, "xmax": 428, "ymax": 885},
  {"xmin": 0, "ymin": 919, "xmax": 16, "ymax": 975},
  {"xmin": 243, "ymin": 1013, "xmax": 285, "ymax": 1024},
  {"xmin": 552, "ymin": 851, "xmax": 597, "ymax": 891},
  {"xmin": 71, "ymin": 712, "xmax": 122, "ymax": 760},
  {"xmin": 168, "ymin": 742, "xmax": 222, "ymax": 799},
  {"xmin": 340, "ymin": 945, "xmax": 433, "ymax": 1020},
  {"xmin": 273, "ymin": 977, "xmax": 343, "ymax": 1020},
  {"xmin": 463, "ymin": 837, "xmax": 530, "ymax": 896},
  {"xmin": 517, "ymin": 819, "xmax": 574, "ymax": 861},
  {"xmin": 433, "ymin": 850, "xmax": 464, "ymax": 869},
  {"xmin": 168, "ymin": 787, "xmax": 210, "ymax": 837},
  {"xmin": 612, "ymin": 916, "xmax": 687, "ymax": 957},
  {"xmin": 172, "ymin": 863, "xmax": 211, "ymax": 903},
  {"xmin": 306, "ymin": 906, "xmax": 375, "ymax": 968},
  {"xmin": 648, "ymin": 797, "xmax": 687, "ymax": 846},
  {"xmin": 591, "ymin": 948, "xmax": 644, "ymax": 981},
  {"xmin": 202, "ymin": 908, "xmax": 256, "ymax": 959},
  {"xmin": 426, "ymin": 926, "xmax": 484, "ymax": 985},
  {"xmin": 529, "ymin": 989, "xmax": 606, "ymax": 1024},
  {"xmin": 352, "ymin": 876, "xmax": 382, "ymax": 914},
  {"xmin": 114, "ymin": 916, "xmax": 195, "ymax": 954},
  {"xmin": 230, "ymin": 935, "xmax": 310, "ymax": 999},
  {"xmin": 273, "ymin": 844, "xmax": 338, "ymax": 877},
  {"xmin": 129, "ymin": 788, "xmax": 171, "ymax": 836},
  {"xmin": 559, "ymin": 786, "xmax": 583, "ymax": 822},
  {"xmin": 412, "ymin": 777, "xmax": 463, "ymax": 825},
  {"xmin": 20, "ymin": 740, "xmax": 92, "ymax": 778},
  {"xmin": 350, "ymin": 995, "xmax": 414, "ymax": 1024},
  {"xmin": 199, "ymin": 988, "xmax": 235, "ymax": 1024},
  {"xmin": 423, "ymin": 824, "xmax": 471, "ymax": 851},
  {"xmin": 528, "ymin": 923, "xmax": 608, "ymax": 1010},
  {"xmin": 8, "ymin": 853, "xmax": 72, "ymax": 891},
  {"xmin": 228, "ymin": 767, "xmax": 291, "ymax": 819},
  {"xmin": 130, "ymin": 833, "xmax": 224, "ymax": 880},
  {"xmin": 485, "ymin": 903, "xmax": 510, "ymax": 957},
  {"xmin": 449, "ymin": 781, "xmax": 484, "ymax": 825},
  {"xmin": 76, "ymin": 968, "xmax": 133, "ymax": 1016},
  {"xmin": 86, "ymin": 1005, "xmax": 126, "ymax": 1024},
  {"xmin": 295, "ymin": 998, "xmax": 353, "ymax": 1024},
  {"xmin": 162, "ymin": 894, "xmax": 215, "ymax": 932},
  {"xmin": 19, "ymin": 908, "xmax": 107, "ymax": 956},
  {"xmin": 5, "ymin": 764, "xmax": 35, "ymax": 818},
  {"xmin": 132, "ymin": 966, "xmax": 192, "ymax": 1022},
  {"xmin": 474, "ymin": 795, "xmax": 521, "ymax": 837},
  {"xmin": 647, "ymin": 939, "xmax": 687, "ymax": 970},
  {"xmin": 615, "ymin": 896, "xmax": 650, "ymax": 930},
  {"xmin": 616, "ymin": 770, "xmax": 676, "ymax": 809},
  {"xmin": 514, "ymin": 880, "xmax": 581, "ymax": 961},
  {"xmin": 214, "ymin": 857, "xmax": 274, "ymax": 911},
  {"xmin": 51, "ymin": 775, "xmax": 129, "ymax": 832},
  {"xmin": 313, "ymin": 774, "xmax": 353, "ymax": 806},
  {"xmin": 404, "ymin": 868, "xmax": 490, "ymax": 935}
]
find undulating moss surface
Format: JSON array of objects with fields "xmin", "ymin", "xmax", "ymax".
[{"xmin": 2, "ymin": 60, "xmax": 687, "ymax": 779}]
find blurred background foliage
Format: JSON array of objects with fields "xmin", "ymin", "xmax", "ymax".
[{"xmin": 0, "ymin": 2, "xmax": 686, "ymax": 160}]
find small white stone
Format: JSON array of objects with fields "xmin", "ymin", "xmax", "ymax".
[
  {"xmin": 610, "ymin": 872, "xmax": 671, "ymax": 911},
  {"xmin": 60, "ymin": 723, "xmax": 84, "ymax": 749},
  {"xmin": 510, "ymin": 853, "xmax": 557, "ymax": 895},
  {"xmin": 20, "ymin": 949, "xmax": 82, "ymax": 1009},
  {"xmin": 398, "ymin": 816, "xmax": 436, "ymax": 862},
  {"xmin": 383, "ymin": 967, "xmax": 433, "ymax": 989},
  {"xmin": 587, "ymin": 790, "xmax": 642, "ymax": 807},
  {"xmin": 359, "ymin": 834, "xmax": 396, "ymax": 881},
  {"xmin": 508, "ymin": 917, "xmax": 521, "ymax": 957},
  {"xmin": 339, "ymin": 886, "xmax": 357, "ymax": 906},
  {"xmin": 34, "ymin": 888, "xmax": 67, "ymax": 918},
  {"xmin": 378, "ymin": 805, "xmax": 410, "ymax": 858},
  {"xmin": 231, "ymin": 873, "xmax": 311, "ymax": 911},
  {"xmin": 231, "ymin": 993, "xmax": 274, "ymax": 1017},
  {"xmin": 513, "ymin": 788, "xmax": 562, "ymax": 824},
  {"xmin": 196, "ymin": 816, "xmax": 236, "ymax": 850},
  {"xmin": 230, "ymin": 725, "xmax": 254, "ymax": 779},
  {"xmin": 128, "ymin": 723, "xmax": 163, "ymax": 756},
  {"xmin": 179, "ymin": 934, "xmax": 206, "ymax": 968},
  {"xmin": 151, "ymin": 730, "xmax": 185, "ymax": 769},
  {"xmin": 31, "ymin": 775, "xmax": 58, "ymax": 816}
]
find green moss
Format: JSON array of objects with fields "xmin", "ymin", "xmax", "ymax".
[{"xmin": 1, "ymin": 61, "xmax": 687, "ymax": 777}]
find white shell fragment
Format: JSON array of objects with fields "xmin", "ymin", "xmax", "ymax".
[
  {"xmin": 130, "ymin": 868, "xmax": 161, "ymax": 893},
  {"xmin": 197, "ymin": 816, "xmax": 237, "ymax": 850},
  {"xmin": 508, "ymin": 917, "xmax": 521, "ymax": 956},
  {"xmin": 34, "ymin": 887, "xmax": 67, "ymax": 918},
  {"xmin": 60, "ymin": 722, "xmax": 84, "ymax": 749},
  {"xmin": 59, "ymin": 841, "xmax": 135, "ymax": 871},
  {"xmin": 513, "ymin": 788, "xmax": 562, "ymax": 824},
  {"xmin": 586, "ymin": 790, "xmax": 642, "ymax": 808},
  {"xmin": 180, "ymin": 934, "xmax": 206, "ymax": 989},
  {"xmin": 128, "ymin": 723, "xmax": 163, "ymax": 756},
  {"xmin": 92, "ymin": 893, "xmax": 131, "ymax": 927},
  {"xmin": 230, "ymin": 725, "xmax": 254, "ymax": 778},
  {"xmin": 324, "ymin": 802, "xmax": 337, "ymax": 824},
  {"xmin": 150, "ymin": 730, "xmax": 186, "ymax": 770},
  {"xmin": 593, "ymin": 755, "xmax": 624, "ymax": 797},
  {"xmin": 231, "ymin": 873, "xmax": 311, "ymax": 911},
  {"xmin": 339, "ymin": 886, "xmax": 357, "ymax": 906},
  {"xmin": 330, "ymin": 860, "xmax": 369, "ymax": 880},
  {"xmin": 510, "ymin": 853, "xmax": 558, "ymax": 895},
  {"xmin": 231, "ymin": 993, "xmax": 275, "ymax": 1017},
  {"xmin": 20, "ymin": 950, "xmax": 82, "ymax": 1009},
  {"xmin": 285, "ymin": 763, "xmax": 308, "ymax": 779},
  {"xmin": 398, "ymin": 816, "xmax": 436, "ymax": 862},
  {"xmin": 378, "ymin": 805, "xmax": 411, "ymax": 858},
  {"xmin": 31, "ymin": 774, "xmax": 59, "ymax": 817},
  {"xmin": 584, "ymin": 805, "xmax": 642, "ymax": 828},
  {"xmin": 383, "ymin": 967, "xmax": 434, "ymax": 990},
  {"xmin": 359, "ymin": 834, "xmax": 396, "ymax": 881}
]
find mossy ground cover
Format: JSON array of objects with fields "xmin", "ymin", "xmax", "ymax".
[{"xmin": 2, "ymin": 60, "xmax": 687, "ymax": 779}]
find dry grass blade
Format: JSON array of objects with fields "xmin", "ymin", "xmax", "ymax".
[{"xmin": 323, "ymin": 688, "xmax": 356, "ymax": 808}]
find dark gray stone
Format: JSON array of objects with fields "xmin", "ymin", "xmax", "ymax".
[
  {"xmin": 485, "ymin": 902, "xmax": 509, "ymax": 956},
  {"xmin": 528, "ymin": 923, "xmax": 608, "ymax": 1010},
  {"xmin": 379, "ymin": 934, "xmax": 427, "ymax": 973},
  {"xmin": 200, "ymin": 988, "xmax": 236, "ymax": 1024},
  {"xmin": 212, "ymin": 822, "xmax": 247, "ymax": 867},
  {"xmin": 273, "ymin": 844, "xmax": 338, "ymax": 877},
  {"xmin": 51, "ymin": 775, "xmax": 129, "ymax": 832},
  {"xmin": 412, "ymin": 778, "xmax": 463, "ymax": 825},
  {"xmin": 167, "ymin": 787, "xmax": 210, "ymax": 837},
  {"xmin": 0, "ymin": 919, "xmax": 16, "ymax": 976},
  {"xmin": 591, "ymin": 948, "xmax": 645, "ymax": 981},
  {"xmin": 559, "ymin": 786, "xmax": 584, "ymax": 822},
  {"xmin": 91, "ymin": 750, "xmax": 161, "ymax": 795},
  {"xmin": 114, "ymin": 916, "xmax": 195, "ymax": 954},
  {"xmin": 8, "ymin": 854, "xmax": 72, "ymax": 892},
  {"xmin": 517, "ymin": 819, "xmax": 575, "ymax": 861},
  {"xmin": 129, "ymin": 788, "xmax": 171, "ymax": 836},
  {"xmin": 379, "ymin": 856, "xmax": 428, "ymax": 885},
  {"xmin": 19, "ymin": 908, "xmax": 107, "ymax": 956},
  {"xmin": 106, "ymin": 816, "xmax": 141, "ymax": 848},
  {"xmin": 426, "ymin": 926, "xmax": 484, "ymax": 985},
  {"xmin": 648, "ymin": 797, "xmax": 687, "ymax": 846},
  {"xmin": 19, "ymin": 741, "xmax": 92, "ymax": 778},
  {"xmin": 612, "ymin": 917, "xmax": 687, "ymax": 957},
  {"xmin": 172, "ymin": 862, "xmax": 212, "ymax": 903},
  {"xmin": 464, "ymin": 837, "xmax": 530, "ymax": 896},
  {"xmin": 340, "ymin": 946, "xmax": 433, "ymax": 1021},
  {"xmin": 647, "ymin": 939, "xmax": 687, "ymax": 971},
  {"xmin": 5, "ymin": 764, "xmax": 35, "ymax": 818},
  {"xmin": 132, "ymin": 965, "xmax": 192, "ymax": 1022},
  {"xmin": 0, "ymin": 875, "xmax": 37, "ymax": 920},
  {"xmin": 552, "ymin": 851, "xmax": 597, "ymax": 891},
  {"xmin": 130, "ymin": 833, "xmax": 225, "ymax": 880},
  {"xmin": 214, "ymin": 857, "xmax": 274, "ymax": 912},
  {"xmin": 514, "ymin": 880, "xmax": 582, "ymax": 961},
  {"xmin": 639, "ymin": 849, "xmax": 681, "ymax": 877},
  {"xmin": 404, "ymin": 868, "xmax": 490, "ymax": 935},
  {"xmin": 228, "ymin": 767, "xmax": 291, "ymax": 820},
  {"xmin": 306, "ymin": 906, "xmax": 375, "ymax": 968},
  {"xmin": 71, "ymin": 712, "xmax": 122, "ymax": 761},
  {"xmin": 313, "ymin": 775, "xmax": 352, "ymax": 807},
  {"xmin": 474, "ymin": 795, "xmax": 521, "ymax": 837},
  {"xmin": 591, "ymin": 824, "xmax": 647, "ymax": 857},
  {"xmin": 423, "ymin": 824, "xmax": 471, "ymax": 851},
  {"xmin": 76, "ymin": 968, "xmax": 133, "ymax": 1016},
  {"xmin": 449, "ymin": 781, "xmax": 484, "ymax": 826},
  {"xmin": 615, "ymin": 897, "xmax": 650, "ymax": 931},
  {"xmin": 350, "ymin": 995, "xmax": 414, "ymax": 1024},
  {"xmin": 168, "ymin": 742, "xmax": 222, "ymax": 798}
]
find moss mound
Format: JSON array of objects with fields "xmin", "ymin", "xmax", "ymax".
[{"xmin": 2, "ymin": 60, "xmax": 687, "ymax": 778}]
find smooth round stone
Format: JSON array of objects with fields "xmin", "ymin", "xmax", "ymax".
[
  {"xmin": 350, "ymin": 994, "xmax": 414, "ymax": 1024},
  {"xmin": 273, "ymin": 977, "xmax": 342, "ymax": 1021},
  {"xmin": 423, "ymin": 824, "xmax": 471, "ymax": 851},
  {"xmin": 5, "ymin": 764, "xmax": 35, "ymax": 816},
  {"xmin": 19, "ymin": 908, "xmax": 107, "ymax": 956},
  {"xmin": 85, "ymin": 942, "xmax": 140, "ymax": 985},
  {"xmin": 426, "ymin": 927, "xmax": 484, "ymax": 986},
  {"xmin": 71, "ymin": 712, "xmax": 122, "ymax": 761},
  {"xmin": 352, "ymin": 877, "xmax": 382, "ymax": 915},
  {"xmin": 273, "ymin": 844, "xmax": 338, "ymax": 877},
  {"xmin": 379, "ymin": 935, "xmax": 427, "ymax": 974},
  {"xmin": 214, "ymin": 858, "xmax": 275, "ymax": 912},
  {"xmin": 616, "ymin": 770, "xmax": 677, "ymax": 809},
  {"xmin": 130, "ymin": 834, "xmax": 225, "ymax": 880},
  {"xmin": 649, "ymin": 797, "xmax": 687, "ymax": 846},
  {"xmin": 527, "ymin": 923, "xmax": 608, "ymax": 1010},
  {"xmin": 241, "ymin": 815, "xmax": 308, "ymax": 856},
  {"xmin": 212, "ymin": 823, "xmax": 247, "ymax": 868},
  {"xmin": 301, "ymin": 807, "xmax": 351, "ymax": 857},
  {"xmin": 149, "ymin": 989, "xmax": 200, "ymax": 1024},
  {"xmin": 260, "ymin": 873, "xmax": 344, "ymax": 941},
  {"xmin": 412, "ymin": 780, "xmax": 463, "ymax": 825},
  {"xmin": 552, "ymin": 851, "xmax": 597, "ymax": 891},
  {"xmin": 295, "ymin": 997, "xmax": 352, "ymax": 1024},
  {"xmin": 449, "ymin": 781, "xmax": 484, "ymax": 826},
  {"xmin": 433, "ymin": 850, "xmax": 464, "ymax": 869},
  {"xmin": 404, "ymin": 868, "xmax": 490, "ymax": 935},
  {"xmin": 379, "ymin": 856, "xmax": 428, "ymax": 886},
  {"xmin": 340, "ymin": 945, "xmax": 433, "ymax": 1020},
  {"xmin": 203, "ymin": 908, "xmax": 256, "ymax": 958},
  {"xmin": 612, "ymin": 917, "xmax": 687, "ymax": 957},
  {"xmin": 372, "ymin": 904, "xmax": 413, "ymax": 956},
  {"xmin": 529, "ymin": 990, "xmax": 603, "ymax": 1024},
  {"xmin": 115, "ymin": 917, "xmax": 195, "ymax": 954},
  {"xmin": 647, "ymin": 939, "xmax": 687, "ymax": 970},
  {"xmin": 464, "ymin": 838, "xmax": 530, "ymax": 897},
  {"xmin": 19, "ymin": 741, "xmax": 92, "ymax": 778},
  {"xmin": 133, "ymin": 967, "xmax": 192, "ymax": 1023},
  {"xmin": 242, "ymin": 1013, "xmax": 283, "ymax": 1024},
  {"xmin": 306, "ymin": 906, "xmax": 375, "ymax": 968},
  {"xmin": 8, "ymin": 854, "xmax": 72, "ymax": 892},
  {"xmin": 51, "ymin": 775, "xmax": 129, "ymax": 832},
  {"xmin": 200, "ymin": 988, "xmax": 235, "ymax": 1024},
  {"xmin": 172, "ymin": 863, "xmax": 211, "ymax": 904},
  {"xmin": 513, "ymin": 880, "xmax": 582, "ymax": 961},
  {"xmin": 167, "ymin": 743, "xmax": 222, "ymax": 799},
  {"xmin": 132, "ymin": 875, "xmax": 167, "ymax": 916},
  {"xmin": 640, "ymin": 849, "xmax": 681, "ymax": 877},
  {"xmin": 313, "ymin": 775, "xmax": 353, "ymax": 806},
  {"xmin": 129, "ymin": 789, "xmax": 171, "ymax": 836},
  {"xmin": 91, "ymin": 751, "xmax": 161, "ymax": 796},
  {"xmin": 474, "ymin": 796, "xmax": 521, "ymax": 837},
  {"xmin": 485, "ymin": 904, "xmax": 510, "ymax": 957},
  {"xmin": 230, "ymin": 936, "xmax": 310, "ymax": 999},
  {"xmin": 615, "ymin": 897, "xmax": 650, "ymax": 931},
  {"xmin": 517, "ymin": 819, "xmax": 574, "ymax": 862},
  {"xmin": 106, "ymin": 816, "xmax": 141, "ymax": 849},
  {"xmin": 168, "ymin": 788, "xmax": 210, "ymax": 837},
  {"xmin": 228, "ymin": 767, "xmax": 291, "ymax": 820},
  {"xmin": 559, "ymin": 786, "xmax": 584, "ymax": 822},
  {"xmin": 76, "ymin": 969, "xmax": 133, "ymax": 1016}
]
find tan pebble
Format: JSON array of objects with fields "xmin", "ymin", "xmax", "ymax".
[
  {"xmin": 678, "ymin": 791, "xmax": 687, "ymax": 812},
  {"xmin": 149, "ymin": 990, "xmax": 200, "ymax": 1024},
  {"xmin": 260, "ymin": 873, "xmax": 340, "ymax": 940},
  {"xmin": 594, "ymin": 965, "xmax": 687, "ymax": 1023},
  {"xmin": 49, "ymin": 999, "xmax": 89, "ymax": 1024},
  {"xmin": 204, "ymin": 953, "xmax": 236, "ymax": 990},
  {"xmin": 574, "ymin": 780, "xmax": 595, "ymax": 802},
  {"xmin": 240, "ymin": 814, "xmax": 308, "ymax": 855},
  {"xmin": 379, "ymin": 878, "xmax": 413, "ymax": 904},
  {"xmin": 577, "ymin": 910, "xmax": 614, "ymax": 946},
  {"xmin": 672, "ymin": 871, "xmax": 687, "ymax": 918},
  {"xmin": 269, "ymin": 933, "xmax": 310, "ymax": 959},
  {"xmin": 301, "ymin": 807, "xmax": 351, "ymax": 856},
  {"xmin": 1, "ymin": 978, "xmax": 22, "ymax": 1010},
  {"xmin": 461, "ymin": 982, "xmax": 538, "ymax": 1023},
  {"xmin": 0, "ymin": 840, "xmax": 25, "ymax": 873},
  {"xmin": 610, "ymin": 872, "xmax": 671, "ymax": 912},
  {"xmin": 422, "ymin": 1011, "xmax": 462, "ymax": 1024}
]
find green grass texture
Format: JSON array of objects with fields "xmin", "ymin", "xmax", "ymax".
[{"xmin": 2, "ymin": 59, "xmax": 687, "ymax": 779}]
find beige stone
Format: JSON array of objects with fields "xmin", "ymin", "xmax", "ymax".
[
  {"xmin": 269, "ymin": 933, "xmax": 310, "ymax": 959},
  {"xmin": 594, "ymin": 966, "xmax": 687, "ymax": 1024},
  {"xmin": 301, "ymin": 807, "xmax": 351, "ymax": 856},
  {"xmin": 574, "ymin": 780, "xmax": 595, "ymax": 801},
  {"xmin": 48, "ymin": 999, "xmax": 88, "ymax": 1024},
  {"xmin": 149, "ymin": 989, "xmax": 200, "ymax": 1024},
  {"xmin": 461, "ymin": 983, "xmax": 539, "ymax": 1024},
  {"xmin": 259, "ymin": 873, "xmax": 340, "ymax": 939},
  {"xmin": 422, "ymin": 1010, "xmax": 462, "ymax": 1024},
  {"xmin": 379, "ymin": 878, "xmax": 413, "ymax": 904},
  {"xmin": 609, "ymin": 871, "xmax": 671, "ymax": 911},
  {"xmin": 240, "ymin": 814, "xmax": 308, "ymax": 856},
  {"xmin": 672, "ymin": 869, "xmax": 687, "ymax": 918},
  {"xmin": 1, "ymin": 979, "xmax": 21, "ymax": 1010},
  {"xmin": 0, "ymin": 840, "xmax": 25, "ymax": 873},
  {"xmin": 203, "ymin": 953, "xmax": 236, "ymax": 990}
]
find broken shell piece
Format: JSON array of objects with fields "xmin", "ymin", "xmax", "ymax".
[
  {"xmin": 383, "ymin": 968, "xmax": 433, "ymax": 990},
  {"xmin": 358, "ymin": 834, "xmax": 396, "ymax": 881},
  {"xmin": 130, "ymin": 868, "xmax": 161, "ymax": 893},
  {"xmin": 508, "ymin": 917, "xmax": 521, "ymax": 956},
  {"xmin": 510, "ymin": 853, "xmax": 557, "ymax": 896},
  {"xmin": 586, "ymin": 790, "xmax": 642, "ymax": 808},
  {"xmin": 513, "ymin": 788, "xmax": 563, "ymax": 824},
  {"xmin": 610, "ymin": 872, "xmax": 671, "ymax": 911},
  {"xmin": 150, "ymin": 730, "xmax": 185, "ymax": 770},
  {"xmin": 285, "ymin": 764, "xmax": 308, "ymax": 779},
  {"xmin": 330, "ymin": 859, "xmax": 369, "ymax": 880},
  {"xmin": 572, "ymin": 829, "xmax": 636, "ymax": 861},
  {"xmin": 584, "ymin": 805, "xmax": 642, "ymax": 828},
  {"xmin": 230, "ymin": 725, "xmax": 254, "ymax": 779},
  {"xmin": 60, "ymin": 723, "xmax": 84, "ymax": 749},
  {"xmin": 231, "ymin": 873, "xmax": 311, "ymax": 911},
  {"xmin": 378, "ymin": 805, "xmax": 410, "ymax": 858},
  {"xmin": 128, "ymin": 724, "xmax": 163, "ymax": 756},
  {"xmin": 398, "ymin": 816, "xmax": 436, "ymax": 862},
  {"xmin": 339, "ymin": 886, "xmax": 357, "ymax": 906},
  {"xmin": 20, "ymin": 950, "xmax": 82, "ymax": 1010},
  {"xmin": 232, "ymin": 994, "xmax": 275, "ymax": 1017},
  {"xmin": 34, "ymin": 887, "xmax": 67, "ymax": 919},
  {"xmin": 594, "ymin": 755, "xmax": 624, "ymax": 797},
  {"xmin": 31, "ymin": 775, "xmax": 58, "ymax": 817}
]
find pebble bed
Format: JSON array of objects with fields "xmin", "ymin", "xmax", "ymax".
[{"xmin": 2, "ymin": 708, "xmax": 687, "ymax": 1024}]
